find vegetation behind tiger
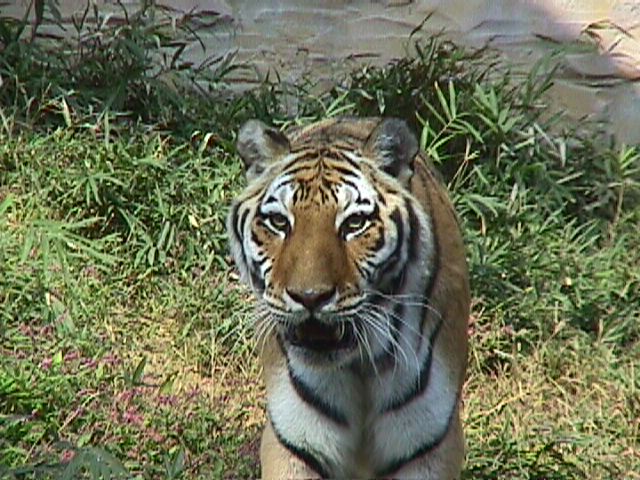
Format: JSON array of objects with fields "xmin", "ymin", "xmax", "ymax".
[{"xmin": 1, "ymin": 2, "xmax": 638, "ymax": 479}]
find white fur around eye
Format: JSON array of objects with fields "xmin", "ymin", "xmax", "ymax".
[{"xmin": 334, "ymin": 182, "xmax": 377, "ymax": 231}]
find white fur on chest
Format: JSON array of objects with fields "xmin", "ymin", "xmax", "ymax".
[{"xmin": 267, "ymin": 362, "xmax": 365, "ymax": 476}]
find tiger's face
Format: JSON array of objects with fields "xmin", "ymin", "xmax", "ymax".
[{"xmin": 228, "ymin": 118, "xmax": 432, "ymax": 367}]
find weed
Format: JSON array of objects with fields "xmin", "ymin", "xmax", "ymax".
[{"xmin": 0, "ymin": 0, "xmax": 240, "ymax": 136}]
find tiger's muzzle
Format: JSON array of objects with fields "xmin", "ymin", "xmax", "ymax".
[{"xmin": 282, "ymin": 286, "xmax": 357, "ymax": 353}]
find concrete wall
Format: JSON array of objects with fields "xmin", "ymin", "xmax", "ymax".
[{"xmin": 3, "ymin": 0, "xmax": 639, "ymax": 142}]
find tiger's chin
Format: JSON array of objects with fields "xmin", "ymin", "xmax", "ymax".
[{"xmin": 280, "ymin": 318, "xmax": 358, "ymax": 368}]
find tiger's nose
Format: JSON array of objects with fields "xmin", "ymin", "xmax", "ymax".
[{"xmin": 286, "ymin": 287, "xmax": 336, "ymax": 312}]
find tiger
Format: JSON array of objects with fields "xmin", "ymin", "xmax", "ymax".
[{"xmin": 226, "ymin": 116, "xmax": 470, "ymax": 479}]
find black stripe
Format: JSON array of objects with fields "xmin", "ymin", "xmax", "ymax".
[
  {"xmin": 332, "ymin": 150, "xmax": 360, "ymax": 170},
  {"xmin": 249, "ymin": 261, "xmax": 265, "ymax": 292},
  {"xmin": 322, "ymin": 149, "xmax": 345, "ymax": 161},
  {"xmin": 355, "ymin": 261, "xmax": 368, "ymax": 279},
  {"xmin": 287, "ymin": 140, "xmax": 313, "ymax": 153},
  {"xmin": 370, "ymin": 224, "xmax": 385, "ymax": 253},
  {"xmin": 375, "ymin": 258, "xmax": 409, "ymax": 298},
  {"xmin": 253, "ymin": 254, "xmax": 268, "ymax": 267},
  {"xmin": 423, "ymin": 217, "xmax": 440, "ymax": 301},
  {"xmin": 265, "ymin": 176, "xmax": 294, "ymax": 197},
  {"xmin": 236, "ymin": 206, "xmax": 248, "ymax": 242},
  {"xmin": 376, "ymin": 393, "xmax": 458, "ymax": 477},
  {"xmin": 329, "ymin": 164, "xmax": 359, "ymax": 179},
  {"xmin": 338, "ymin": 177, "xmax": 359, "ymax": 191},
  {"xmin": 283, "ymin": 150, "xmax": 333, "ymax": 171},
  {"xmin": 374, "ymin": 203, "xmax": 407, "ymax": 290},
  {"xmin": 376, "ymin": 208, "xmax": 404, "ymax": 280},
  {"xmin": 419, "ymin": 195, "xmax": 441, "ymax": 336},
  {"xmin": 282, "ymin": 163, "xmax": 316, "ymax": 178},
  {"xmin": 276, "ymin": 331, "xmax": 287, "ymax": 355},
  {"xmin": 374, "ymin": 185, "xmax": 387, "ymax": 206},
  {"xmin": 278, "ymin": 334, "xmax": 349, "ymax": 427},
  {"xmin": 328, "ymin": 184, "xmax": 339, "ymax": 203},
  {"xmin": 288, "ymin": 145, "xmax": 316, "ymax": 156},
  {"xmin": 292, "ymin": 186, "xmax": 303, "ymax": 203},
  {"xmin": 230, "ymin": 203, "xmax": 250, "ymax": 274},
  {"xmin": 268, "ymin": 416, "xmax": 331, "ymax": 478},
  {"xmin": 390, "ymin": 302, "xmax": 403, "ymax": 347},
  {"xmin": 381, "ymin": 316, "xmax": 443, "ymax": 413},
  {"xmin": 369, "ymin": 202, "xmax": 381, "ymax": 221},
  {"xmin": 405, "ymin": 200, "xmax": 421, "ymax": 264},
  {"xmin": 288, "ymin": 365, "xmax": 350, "ymax": 427},
  {"xmin": 250, "ymin": 230, "xmax": 263, "ymax": 248},
  {"xmin": 282, "ymin": 150, "xmax": 317, "ymax": 168},
  {"xmin": 321, "ymin": 177, "xmax": 334, "ymax": 192}
]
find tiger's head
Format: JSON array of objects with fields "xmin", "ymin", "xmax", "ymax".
[{"xmin": 227, "ymin": 118, "xmax": 435, "ymax": 367}]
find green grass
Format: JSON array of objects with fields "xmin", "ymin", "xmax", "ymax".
[{"xmin": 1, "ymin": 2, "xmax": 639, "ymax": 479}]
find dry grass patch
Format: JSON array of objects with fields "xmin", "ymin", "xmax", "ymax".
[{"xmin": 465, "ymin": 326, "xmax": 639, "ymax": 479}]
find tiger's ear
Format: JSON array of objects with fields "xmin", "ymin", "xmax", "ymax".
[
  {"xmin": 364, "ymin": 118, "xmax": 418, "ymax": 185},
  {"xmin": 236, "ymin": 120, "xmax": 291, "ymax": 181}
]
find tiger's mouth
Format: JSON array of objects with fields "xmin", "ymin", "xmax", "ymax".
[{"xmin": 285, "ymin": 319, "xmax": 355, "ymax": 352}]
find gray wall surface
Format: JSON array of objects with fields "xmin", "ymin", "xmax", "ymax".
[{"xmin": 3, "ymin": 0, "xmax": 639, "ymax": 142}]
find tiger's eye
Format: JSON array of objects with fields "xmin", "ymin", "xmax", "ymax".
[
  {"xmin": 266, "ymin": 213, "xmax": 290, "ymax": 233},
  {"xmin": 340, "ymin": 213, "xmax": 369, "ymax": 237}
]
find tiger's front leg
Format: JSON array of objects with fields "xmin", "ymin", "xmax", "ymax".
[
  {"xmin": 388, "ymin": 410, "xmax": 465, "ymax": 480},
  {"xmin": 260, "ymin": 421, "xmax": 322, "ymax": 480}
]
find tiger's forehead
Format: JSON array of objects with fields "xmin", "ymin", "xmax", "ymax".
[{"xmin": 261, "ymin": 153, "xmax": 378, "ymax": 210}]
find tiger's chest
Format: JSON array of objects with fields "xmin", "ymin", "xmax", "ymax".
[{"xmin": 265, "ymin": 314, "xmax": 456, "ymax": 478}]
